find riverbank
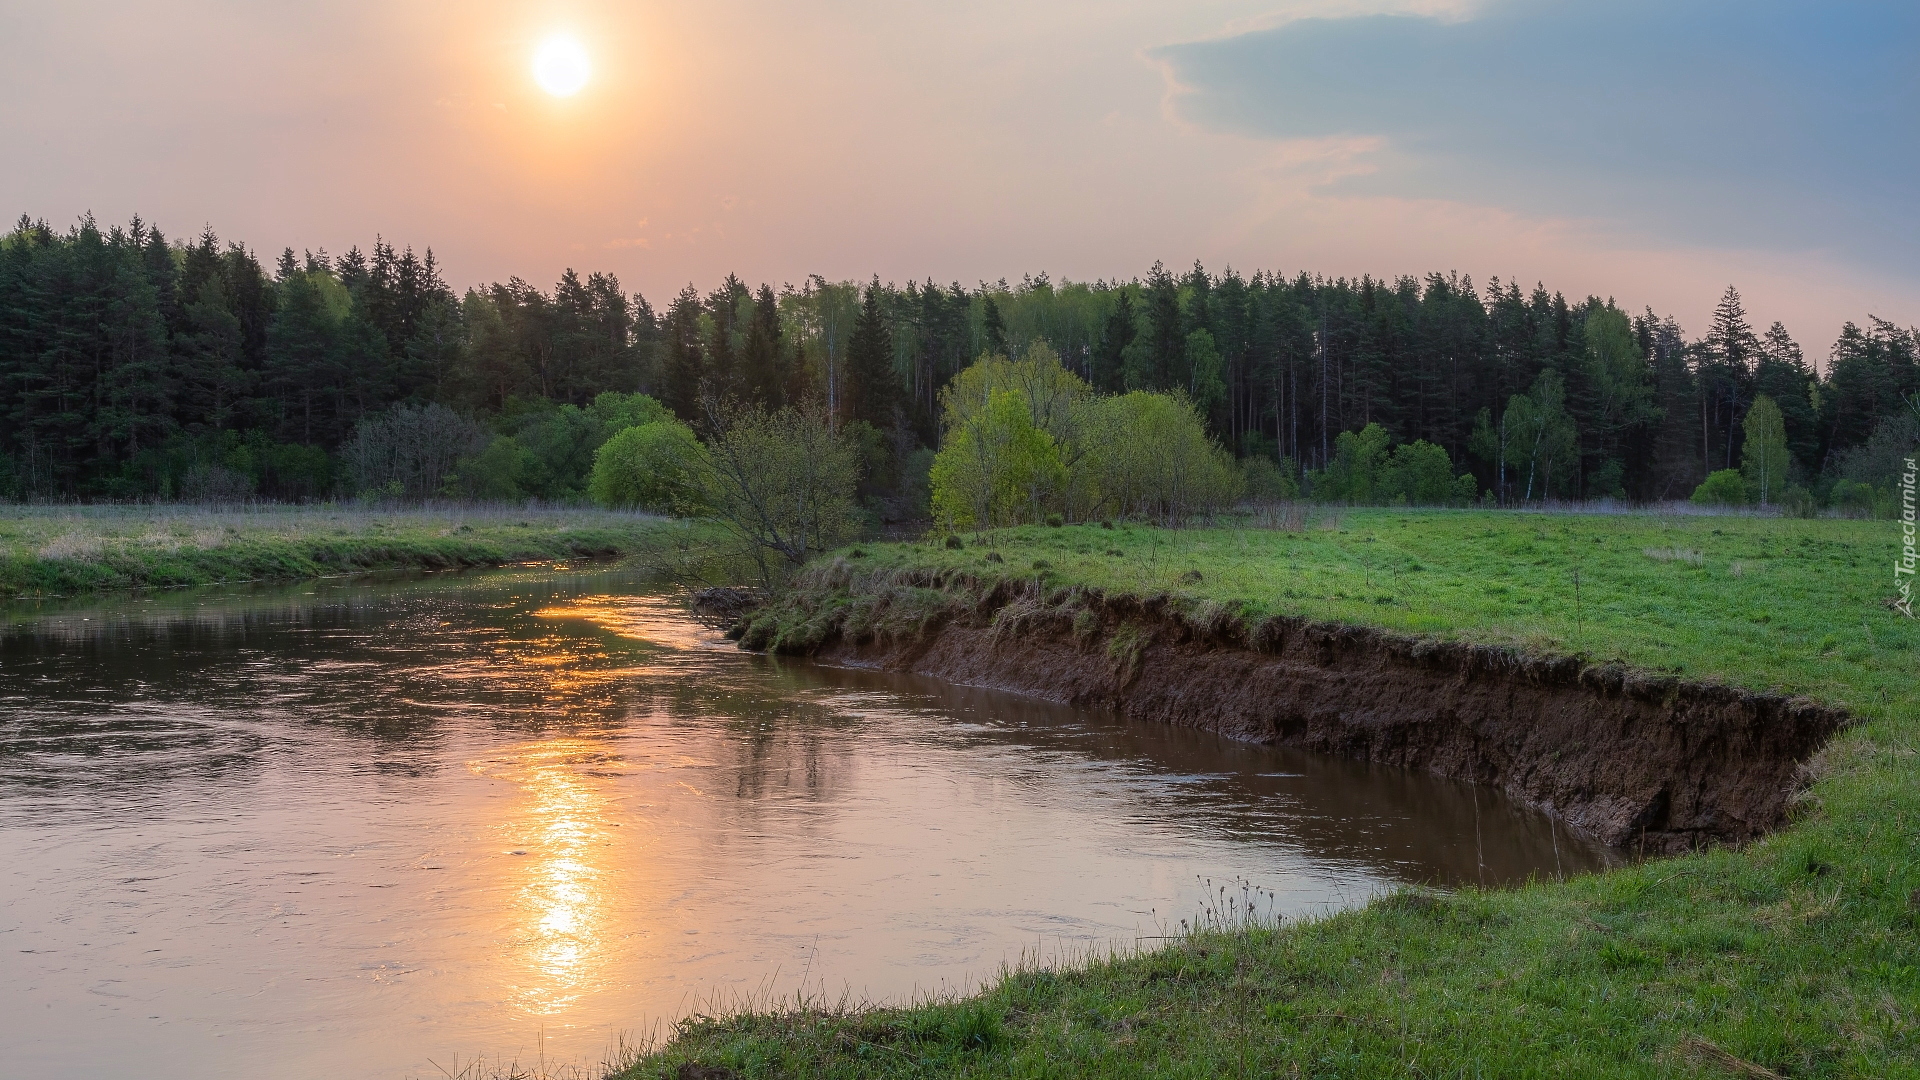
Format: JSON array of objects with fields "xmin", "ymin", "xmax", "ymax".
[
  {"xmin": 0, "ymin": 503, "xmax": 708, "ymax": 599},
  {"xmin": 633, "ymin": 509, "xmax": 1918, "ymax": 1078}
]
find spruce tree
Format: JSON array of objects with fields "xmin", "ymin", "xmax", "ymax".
[
  {"xmin": 847, "ymin": 278, "xmax": 896, "ymax": 428},
  {"xmin": 741, "ymin": 283, "xmax": 784, "ymax": 409},
  {"xmin": 1093, "ymin": 290, "xmax": 1137, "ymax": 393},
  {"xmin": 981, "ymin": 295, "xmax": 1011, "ymax": 360},
  {"xmin": 1701, "ymin": 286, "xmax": 1761, "ymax": 472},
  {"xmin": 1754, "ymin": 322, "xmax": 1820, "ymax": 476},
  {"xmin": 1143, "ymin": 261, "xmax": 1185, "ymax": 392},
  {"xmin": 661, "ymin": 285, "xmax": 705, "ymax": 423}
]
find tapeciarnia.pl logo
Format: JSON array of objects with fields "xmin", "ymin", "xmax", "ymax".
[{"xmin": 1897, "ymin": 455, "xmax": 1916, "ymax": 618}]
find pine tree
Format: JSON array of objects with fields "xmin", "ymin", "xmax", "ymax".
[
  {"xmin": 1700, "ymin": 286, "xmax": 1760, "ymax": 472},
  {"xmin": 741, "ymin": 283, "xmax": 784, "ymax": 409},
  {"xmin": 265, "ymin": 268, "xmax": 345, "ymax": 444},
  {"xmin": 981, "ymin": 295, "xmax": 1011, "ymax": 360},
  {"xmin": 703, "ymin": 274, "xmax": 749, "ymax": 398},
  {"xmin": 661, "ymin": 285, "xmax": 704, "ymax": 423},
  {"xmin": 178, "ymin": 273, "xmax": 248, "ymax": 432},
  {"xmin": 1093, "ymin": 290, "xmax": 1137, "ymax": 393},
  {"xmin": 1754, "ymin": 322, "xmax": 1820, "ymax": 476},
  {"xmin": 1142, "ymin": 261, "xmax": 1184, "ymax": 392},
  {"xmin": 847, "ymin": 278, "xmax": 896, "ymax": 428}
]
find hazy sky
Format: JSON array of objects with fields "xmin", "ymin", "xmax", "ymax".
[{"xmin": 3, "ymin": 0, "xmax": 1913, "ymax": 350}]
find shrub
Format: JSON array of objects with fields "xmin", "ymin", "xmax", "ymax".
[
  {"xmin": 930, "ymin": 387, "xmax": 1066, "ymax": 528},
  {"xmin": 697, "ymin": 400, "xmax": 861, "ymax": 586},
  {"xmin": 1080, "ymin": 391, "xmax": 1241, "ymax": 524},
  {"xmin": 177, "ymin": 464, "xmax": 254, "ymax": 504},
  {"xmin": 1383, "ymin": 439, "xmax": 1460, "ymax": 505},
  {"xmin": 931, "ymin": 343, "xmax": 1091, "ymax": 525},
  {"xmin": 587, "ymin": 391, "xmax": 669, "ymax": 432},
  {"xmin": 448, "ymin": 435, "xmax": 538, "ymax": 501},
  {"xmin": 343, "ymin": 402, "xmax": 490, "ymax": 498},
  {"xmin": 1690, "ymin": 469, "xmax": 1750, "ymax": 507},
  {"xmin": 1316, "ymin": 423, "xmax": 1394, "ymax": 501},
  {"xmin": 928, "ymin": 347, "xmax": 1240, "ymax": 528},
  {"xmin": 588, "ymin": 420, "xmax": 706, "ymax": 514},
  {"xmin": 1782, "ymin": 485, "xmax": 1818, "ymax": 518},
  {"xmin": 1308, "ymin": 426, "xmax": 1476, "ymax": 505},
  {"xmin": 1242, "ymin": 456, "xmax": 1301, "ymax": 502},
  {"xmin": 1829, "ymin": 479, "xmax": 1879, "ymax": 516}
]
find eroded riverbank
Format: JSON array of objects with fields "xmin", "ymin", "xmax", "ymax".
[{"xmin": 728, "ymin": 562, "xmax": 1852, "ymax": 850}]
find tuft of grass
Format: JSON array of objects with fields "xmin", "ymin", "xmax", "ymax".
[
  {"xmin": 620, "ymin": 509, "xmax": 1920, "ymax": 1079},
  {"xmin": 1644, "ymin": 545, "xmax": 1707, "ymax": 565}
]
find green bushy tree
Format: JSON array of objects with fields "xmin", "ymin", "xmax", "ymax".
[
  {"xmin": 932, "ymin": 342, "xmax": 1093, "ymax": 523},
  {"xmin": 1079, "ymin": 391, "xmax": 1240, "ymax": 525},
  {"xmin": 1504, "ymin": 370, "xmax": 1580, "ymax": 501},
  {"xmin": 1740, "ymin": 395, "xmax": 1790, "ymax": 504},
  {"xmin": 1317, "ymin": 423, "xmax": 1394, "ymax": 501},
  {"xmin": 588, "ymin": 419, "xmax": 705, "ymax": 514},
  {"xmin": 929, "ymin": 388, "xmax": 1064, "ymax": 529},
  {"xmin": 1241, "ymin": 455, "xmax": 1300, "ymax": 502},
  {"xmin": 697, "ymin": 400, "xmax": 862, "ymax": 586},
  {"xmin": 1383, "ymin": 440, "xmax": 1464, "ymax": 505},
  {"xmin": 1690, "ymin": 469, "xmax": 1750, "ymax": 506},
  {"xmin": 1311, "ymin": 426, "xmax": 1474, "ymax": 505}
]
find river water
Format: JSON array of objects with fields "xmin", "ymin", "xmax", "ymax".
[{"xmin": 0, "ymin": 565, "xmax": 1612, "ymax": 1078}]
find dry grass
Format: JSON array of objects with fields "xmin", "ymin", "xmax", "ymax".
[
  {"xmin": 0, "ymin": 501, "xmax": 698, "ymax": 598},
  {"xmin": 1244, "ymin": 502, "xmax": 1311, "ymax": 533},
  {"xmin": 1, "ymin": 501, "xmax": 648, "ymax": 561},
  {"xmin": 1642, "ymin": 546, "xmax": 1706, "ymax": 565}
]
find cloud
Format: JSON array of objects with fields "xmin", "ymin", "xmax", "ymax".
[{"xmin": 1151, "ymin": 0, "xmax": 1920, "ymax": 275}]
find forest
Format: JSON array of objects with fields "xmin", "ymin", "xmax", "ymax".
[{"xmin": 2, "ymin": 213, "xmax": 1915, "ymax": 517}]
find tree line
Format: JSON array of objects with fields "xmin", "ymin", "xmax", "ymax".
[{"xmin": 3, "ymin": 213, "xmax": 1915, "ymax": 514}]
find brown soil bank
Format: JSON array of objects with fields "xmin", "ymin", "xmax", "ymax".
[{"xmin": 724, "ymin": 564, "xmax": 1851, "ymax": 851}]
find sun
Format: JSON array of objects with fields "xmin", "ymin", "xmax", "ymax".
[{"xmin": 532, "ymin": 34, "xmax": 591, "ymax": 97}]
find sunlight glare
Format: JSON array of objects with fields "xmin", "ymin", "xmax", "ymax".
[
  {"xmin": 470, "ymin": 738, "xmax": 620, "ymax": 1015},
  {"xmin": 532, "ymin": 34, "xmax": 592, "ymax": 98}
]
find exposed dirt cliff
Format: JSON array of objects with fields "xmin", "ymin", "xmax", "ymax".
[{"xmin": 728, "ymin": 564, "xmax": 1850, "ymax": 850}]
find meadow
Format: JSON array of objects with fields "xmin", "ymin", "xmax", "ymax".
[
  {"xmin": 627, "ymin": 507, "xmax": 1920, "ymax": 1079},
  {"xmin": 0, "ymin": 502, "xmax": 706, "ymax": 599}
]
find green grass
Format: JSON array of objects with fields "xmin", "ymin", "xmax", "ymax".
[
  {"xmin": 0, "ymin": 502, "xmax": 711, "ymax": 599},
  {"xmin": 624, "ymin": 508, "xmax": 1920, "ymax": 1079}
]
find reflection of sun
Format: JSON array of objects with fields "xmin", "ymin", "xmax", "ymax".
[
  {"xmin": 536, "ymin": 597, "xmax": 729, "ymax": 652},
  {"xmin": 541, "ymin": 591, "xmax": 733, "ymax": 653},
  {"xmin": 470, "ymin": 739, "xmax": 620, "ymax": 1015}
]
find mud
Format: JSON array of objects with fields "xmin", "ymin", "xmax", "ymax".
[{"xmin": 739, "ymin": 571, "xmax": 1850, "ymax": 850}]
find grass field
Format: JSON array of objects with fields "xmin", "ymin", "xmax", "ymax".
[
  {"xmin": 624, "ymin": 508, "xmax": 1920, "ymax": 1079},
  {"xmin": 0, "ymin": 502, "xmax": 710, "ymax": 599}
]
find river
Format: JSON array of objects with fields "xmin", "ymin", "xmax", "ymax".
[{"xmin": 0, "ymin": 565, "xmax": 1612, "ymax": 1078}]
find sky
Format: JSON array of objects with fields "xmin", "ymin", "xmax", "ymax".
[{"xmin": 2, "ymin": 0, "xmax": 1914, "ymax": 352}]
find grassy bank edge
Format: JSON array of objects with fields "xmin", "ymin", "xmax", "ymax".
[
  {"xmin": 620, "ymin": 516, "xmax": 1919, "ymax": 1080},
  {"xmin": 0, "ymin": 507, "xmax": 714, "ymax": 600}
]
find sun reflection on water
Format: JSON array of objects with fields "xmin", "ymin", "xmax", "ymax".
[
  {"xmin": 534, "ymin": 596, "xmax": 731, "ymax": 652},
  {"xmin": 468, "ymin": 738, "xmax": 625, "ymax": 1017}
]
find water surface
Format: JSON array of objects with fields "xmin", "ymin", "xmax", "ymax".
[{"xmin": 0, "ymin": 567, "xmax": 1612, "ymax": 1078}]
